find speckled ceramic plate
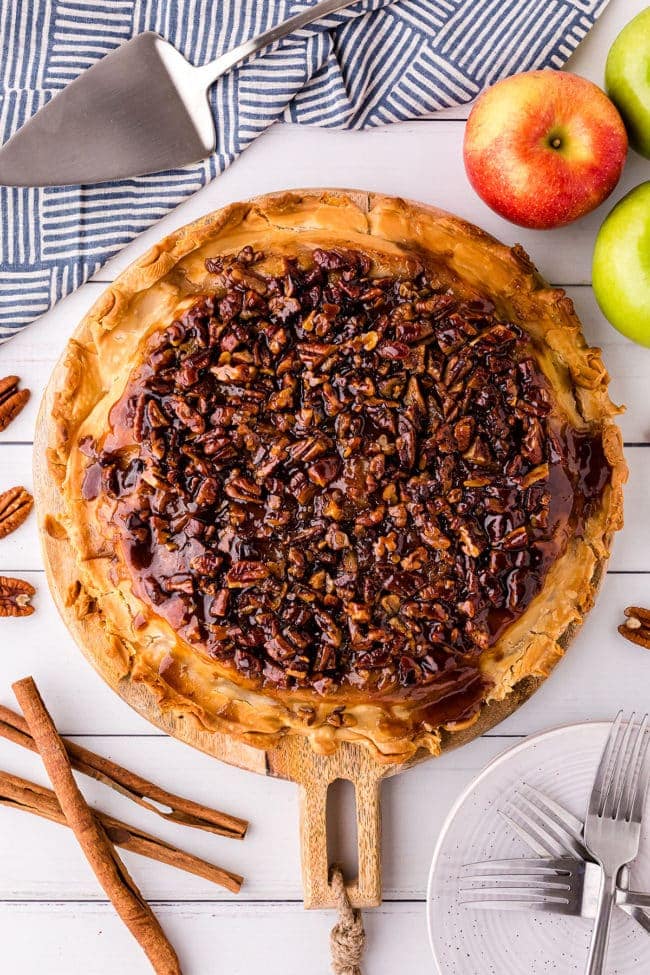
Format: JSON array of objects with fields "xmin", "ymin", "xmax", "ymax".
[{"xmin": 427, "ymin": 722, "xmax": 650, "ymax": 974}]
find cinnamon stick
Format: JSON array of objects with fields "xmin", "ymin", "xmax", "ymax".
[
  {"xmin": 13, "ymin": 677, "xmax": 181, "ymax": 975},
  {"xmin": 0, "ymin": 703, "xmax": 247, "ymax": 839},
  {"xmin": 0, "ymin": 768, "xmax": 243, "ymax": 893}
]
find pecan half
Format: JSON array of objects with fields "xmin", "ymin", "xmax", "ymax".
[
  {"xmin": 0, "ymin": 376, "xmax": 30, "ymax": 432},
  {"xmin": 619, "ymin": 606, "xmax": 650, "ymax": 649},
  {"xmin": 0, "ymin": 486, "xmax": 33, "ymax": 538},
  {"xmin": 0, "ymin": 575, "xmax": 35, "ymax": 617}
]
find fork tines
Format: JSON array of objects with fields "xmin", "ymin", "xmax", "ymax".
[
  {"xmin": 589, "ymin": 712, "xmax": 650, "ymax": 823},
  {"xmin": 459, "ymin": 858, "xmax": 578, "ymax": 910},
  {"xmin": 500, "ymin": 786, "xmax": 588, "ymax": 861}
]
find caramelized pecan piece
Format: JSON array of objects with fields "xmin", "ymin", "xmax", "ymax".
[{"xmin": 226, "ymin": 561, "xmax": 271, "ymax": 588}]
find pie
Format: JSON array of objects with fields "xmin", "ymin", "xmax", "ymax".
[{"xmin": 42, "ymin": 190, "xmax": 627, "ymax": 763}]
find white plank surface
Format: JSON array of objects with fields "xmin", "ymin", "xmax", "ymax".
[
  {"xmin": 1, "ymin": 1, "xmax": 649, "ymax": 971},
  {"xmin": 0, "ymin": 902, "xmax": 431, "ymax": 975}
]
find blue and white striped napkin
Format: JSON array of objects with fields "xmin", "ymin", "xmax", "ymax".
[{"xmin": 0, "ymin": 0, "xmax": 609, "ymax": 343}]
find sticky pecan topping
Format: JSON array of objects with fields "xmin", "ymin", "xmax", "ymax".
[{"xmin": 85, "ymin": 246, "xmax": 610, "ymax": 703}]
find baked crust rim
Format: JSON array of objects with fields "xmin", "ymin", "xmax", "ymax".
[{"xmin": 37, "ymin": 189, "xmax": 627, "ymax": 763}]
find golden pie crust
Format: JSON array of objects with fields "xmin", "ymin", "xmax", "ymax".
[{"xmin": 41, "ymin": 190, "xmax": 627, "ymax": 763}]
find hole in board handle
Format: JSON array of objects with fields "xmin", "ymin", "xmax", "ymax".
[{"xmin": 326, "ymin": 778, "xmax": 359, "ymax": 882}]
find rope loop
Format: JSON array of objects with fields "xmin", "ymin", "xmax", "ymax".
[{"xmin": 329, "ymin": 865, "xmax": 366, "ymax": 975}]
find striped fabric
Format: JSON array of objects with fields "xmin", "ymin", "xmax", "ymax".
[{"xmin": 0, "ymin": 0, "xmax": 609, "ymax": 342}]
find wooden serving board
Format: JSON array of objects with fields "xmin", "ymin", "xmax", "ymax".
[
  {"xmin": 31, "ymin": 190, "xmax": 589, "ymax": 910},
  {"xmin": 32, "ymin": 377, "xmax": 548, "ymax": 907}
]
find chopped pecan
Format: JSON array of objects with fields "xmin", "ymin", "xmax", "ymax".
[
  {"xmin": 396, "ymin": 415, "xmax": 416, "ymax": 470},
  {"xmin": 296, "ymin": 341, "xmax": 336, "ymax": 367},
  {"xmin": 0, "ymin": 376, "xmax": 30, "ymax": 432},
  {"xmin": 228, "ymin": 263, "xmax": 268, "ymax": 294},
  {"xmin": 210, "ymin": 589, "xmax": 230, "ymax": 617},
  {"xmin": 194, "ymin": 478, "xmax": 219, "ymax": 507},
  {"xmin": 521, "ymin": 416, "xmax": 544, "ymax": 465},
  {"xmin": 226, "ymin": 561, "xmax": 271, "ymax": 588},
  {"xmin": 501, "ymin": 526, "xmax": 529, "ymax": 550},
  {"xmin": 168, "ymin": 396, "xmax": 205, "ymax": 434},
  {"xmin": 325, "ymin": 526, "xmax": 350, "ymax": 550},
  {"xmin": 146, "ymin": 399, "xmax": 169, "ymax": 427},
  {"xmin": 269, "ymin": 295, "xmax": 301, "ymax": 320},
  {"xmin": 190, "ymin": 553, "xmax": 223, "ymax": 575},
  {"xmin": 453, "ymin": 417, "xmax": 475, "ymax": 453},
  {"xmin": 211, "ymin": 363, "xmax": 258, "ymax": 383},
  {"xmin": 420, "ymin": 525, "xmax": 451, "ymax": 550},
  {"xmin": 289, "ymin": 436, "xmax": 329, "ymax": 463},
  {"xmin": 0, "ymin": 486, "xmax": 33, "ymax": 538},
  {"xmin": 307, "ymin": 456, "xmax": 340, "ymax": 486},
  {"xmin": 225, "ymin": 476, "xmax": 263, "ymax": 503},
  {"xmin": 0, "ymin": 575, "xmax": 35, "ymax": 617}
]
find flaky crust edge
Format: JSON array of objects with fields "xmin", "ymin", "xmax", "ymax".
[{"xmin": 35, "ymin": 189, "xmax": 627, "ymax": 765}]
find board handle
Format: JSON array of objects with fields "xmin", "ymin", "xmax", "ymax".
[{"xmin": 293, "ymin": 741, "xmax": 389, "ymax": 910}]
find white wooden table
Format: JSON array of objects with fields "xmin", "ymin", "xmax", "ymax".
[{"xmin": 1, "ymin": 2, "xmax": 650, "ymax": 970}]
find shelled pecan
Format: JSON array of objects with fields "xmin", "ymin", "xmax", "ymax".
[
  {"xmin": 619, "ymin": 606, "xmax": 650, "ymax": 649},
  {"xmin": 0, "ymin": 576, "xmax": 35, "ymax": 617},
  {"xmin": 0, "ymin": 376, "xmax": 30, "ymax": 432},
  {"xmin": 0, "ymin": 486, "xmax": 33, "ymax": 539}
]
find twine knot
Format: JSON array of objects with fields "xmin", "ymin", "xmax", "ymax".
[{"xmin": 329, "ymin": 865, "xmax": 366, "ymax": 975}]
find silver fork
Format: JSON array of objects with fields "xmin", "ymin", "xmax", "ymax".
[
  {"xmin": 460, "ymin": 857, "xmax": 650, "ymax": 916},
  {"xmin": 502, "ymin": 784, "xmax": 650, "ymax": 933},
  {"xmin": 460, "ymin": 857, "xmax": 599, "ymax": 915},
  {"xmin": 583, "ymin": 713, "xmax": 650, "ymax": 975}
]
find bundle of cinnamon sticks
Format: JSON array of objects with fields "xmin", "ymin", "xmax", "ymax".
[{"xmin": 3, "ymin": 677, "xmax": 249, "ymax": 974}]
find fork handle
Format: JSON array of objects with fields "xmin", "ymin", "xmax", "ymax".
[
  {"xmin": 195, "ymin": 0, "xmax": 365, "ymax": 88},
  {"xmin": 586, "ymin": 872, "xmax": 618, "ymax": 975}
]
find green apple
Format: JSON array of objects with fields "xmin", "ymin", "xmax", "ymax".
[
  {"xmin": 606, "ymin": 8, "xmax": 650, "ymax": 158},
  {"xmin": 592, "ymin": 182, "xmax": 650, "ymax": 346}
]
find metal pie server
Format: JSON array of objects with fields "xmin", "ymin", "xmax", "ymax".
[{"xmin": 0, "ymin": 0, "xmax": 363, "ymax": 186}]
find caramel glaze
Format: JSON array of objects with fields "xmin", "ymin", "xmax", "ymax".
[{"xmin": 81, "ymin": 246, "xmax": 611, "ymax": 729}]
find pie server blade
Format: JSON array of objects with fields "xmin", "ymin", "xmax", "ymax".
[
  {"xmin": 0, "ymin": 33, "xmax": 215, "ymax": 186},
  {"xmin": 0, "ymin": 0, "xmax": 362, "ymax": 187}
]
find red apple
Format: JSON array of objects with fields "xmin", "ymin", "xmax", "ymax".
[{"xmin": 463, "ymin": 70, "xmax": 628, "ymax": 229}]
